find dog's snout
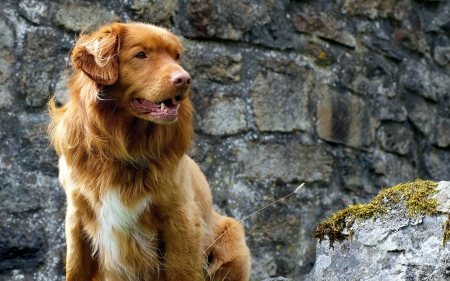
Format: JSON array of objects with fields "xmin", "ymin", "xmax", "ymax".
[{"xmin": 171, "ymin": 72, "xmax": 192, "ymax": 88}]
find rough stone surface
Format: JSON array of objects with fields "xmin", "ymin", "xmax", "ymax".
[
  {"xmin": 198, "ymin": 97, "xmax": 248, "ymax": 136},
  {"xmin": 307, "ymin": 182, "xmax": 450, "ymax": 281},
  {"xmin": 436, "ymin": 118, "xmax": 450, "ymax": 148},
  {"xmin": 0, "ymin": 0, "xmax": 450, "ymax": 280},
  {"xmin": 317, "ymin": 91, "xmax": 377, "ymax": 149},
  {"xmin": 377, "ymin": 122, "xmax": 414, "ymax": 156},
  {"xmin": 251, "ymin": 67, "xmax": 313, "ymax": 133},
  {"xmin": 235, "ymin": 141, "xmax": 334, "ymax": 184}
]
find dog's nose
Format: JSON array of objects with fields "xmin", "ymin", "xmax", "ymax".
[{"xmin": 171, "ymin": 72, "xmax": 192, "ymax": 88}]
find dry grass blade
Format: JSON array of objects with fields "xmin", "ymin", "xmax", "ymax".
[{"xmin": 204, "ymin": 183, "xmax": 305, "ymax": 254}]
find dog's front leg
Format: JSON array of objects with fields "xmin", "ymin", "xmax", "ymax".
[
  {"xmin": 162, "ymin": 204, "xmax": 204, "ymax": 281},
  {"xmin": 65, "ymin": 205, "xmax": 97, "ymax": 281}
]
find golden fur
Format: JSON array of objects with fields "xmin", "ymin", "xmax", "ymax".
[{"xmin": 48, "ymin": 22, "xmax": 251, "ymax": 281}]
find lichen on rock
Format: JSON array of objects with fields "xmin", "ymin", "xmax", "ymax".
[
  {"xmin": 309, "ymin": 180, "xmax": 450, "ymax": 280},
  {"xmin": 313, "ymin": 179, "xmax": 443, "ymax": 247}
]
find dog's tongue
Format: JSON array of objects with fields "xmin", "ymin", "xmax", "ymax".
[
  {"xmin": 131, "ymin": 98, "xmax": 180, "ymax": 117},
  {"xmin": 131, "ymin": 99, "xmax": 159, "ymax": 113}
]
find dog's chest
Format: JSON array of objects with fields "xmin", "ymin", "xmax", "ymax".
[
  {"xmin": 95, "ymin": 189, "xmax": 155, "ymax": 272},
  {"xmin": 99, "ymin": 189, "xmax": 149, "ymax": 233}
]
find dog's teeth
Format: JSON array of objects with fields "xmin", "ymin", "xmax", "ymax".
[
  {"xmin": 161, "ymin": 103, "xmax": 165, "ymax": 110},
  {"xmin": 177, "ymin": 104, "xmax": 180, "ymax": 109}
]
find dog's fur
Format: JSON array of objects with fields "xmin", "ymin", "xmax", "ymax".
[{"xmin": 48, "ymin": 22, "xmax": 251, "ymax": 281}]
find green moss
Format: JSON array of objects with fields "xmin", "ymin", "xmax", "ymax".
[{"xmin": 312, "ymin": 179, "xmax": 447, "ymax": 248}]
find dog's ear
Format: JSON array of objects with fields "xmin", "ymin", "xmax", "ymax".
[{"xmin": 72, "ymin": 24, "xmax": 121, "ymax": 85}]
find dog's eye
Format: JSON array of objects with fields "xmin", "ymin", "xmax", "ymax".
[
  {"xmin": 135, "ymin": 52, "xmax": 147, "ymax": 59},
  {"xmin": 175, "ymin": 53, "xmax": 181, "ymax": 61}
]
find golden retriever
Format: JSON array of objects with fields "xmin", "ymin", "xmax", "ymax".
[{"xmin": 48, "ymin": 22, "xmax": 251, "ymax": 281}]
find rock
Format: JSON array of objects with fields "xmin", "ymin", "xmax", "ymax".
[
  {"xmin": 423, "ymin": 148, "xmax": 450, "ymax": 180},
  {"xmin": 340, "ymin": 53, "xmax": 398, "ymax": 97},
  {"xmin": 53, "ymin": 71, "xmax": 70, "ymax": 104},
  {"xmin": 251, "ymin": 68, "xmax": 313, "ymax": 133},
  {"xmin": 436, "ymin": 118, "xmax": 450, "ymax": 148},
  {"xmin": 179, "ymin": 0, "xmax": 271, "ymax": 41},
  {"xmin": 341, "ymin": 0, "xmax": 410, "ymax": 20},
  {"xmin": 370, "ymin": 150, "xmax": 415, "ymax": 188},
  {"xmin": 377, "ymin": 122, "xmax": 413, "ymax": 155},
  {"xmin": 317, "ymin": 91, "xmax": 378, "ymax": 149},
  {"xmin": 54, "ymin": 1, "xmax": 120, "ymax": 32},
  {"xmin": 406, "ymin": 96, "xmax": 436, "ymax": 136},
  {"xmin": 183, "ymin": 42, "xmax": 243, "ymax": 83},
  {"xmin": 377, "ymin": 98, "xmax": 407, "ymax": 122},
  {"xmin": 129, "ymin": 0, "xmax": 175, "ymax": 24},
  {"xmin": 308, "ymin": 180, "xmax": 450, "ymax": 281},
  {"xmin": 18, "ymin": 28, "xmax": 64, "ymax": 108},
  {"xmin": 394, "ymin": 27, "xmax": 430, "ymax": 56},
  {"xmin": 262, "ymin": 277, "xmax": 294, "ymax": 281},
  {"xmin": 292, "ymin": 12, "xmax": 356, "ymax": 48},
  {"xmin": 434, "ymin": 46, "xmax": 450, "ymax": 66},
  {"xmin": 0, "ymin": 18, "xmax": 14, "ymax": 110},
  {"xmin": 177, "ymin": 0, "xmax": 292, "ymax": 49},
  {"xmin": 234, "ymin": 141, "xmax": 334, "ymax": 183},
  {"xmin": 198, "ymin": 97, "xmax": 248, "ymax": 136},
  {"xmin": 402, "ymin": 60, "xmax": 450, "ymax": 102},
  {"xmin": 304, "ymin": 39, "xmax": 337, "ymax": 66},
  {"xmin": 17, "ymin": 0, "xmax": 51, "ymax": 26},
  {"xmin": 0, "ymin": 225, "xmax": 45, "ymax": 271}
]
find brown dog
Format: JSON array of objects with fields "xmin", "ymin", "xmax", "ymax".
[{"xmin": 48, "ymin": 22, "xmax": 251, "ymax": 281}]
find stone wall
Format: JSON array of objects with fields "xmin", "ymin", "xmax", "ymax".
[{"xmin": 0, "ymin": 0, "xmax": 449, "ymax": 280}]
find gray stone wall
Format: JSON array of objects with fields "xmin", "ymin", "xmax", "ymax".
[{"xmin": 0, "ymin": 0, "xmax": 449, "ymax": 280}]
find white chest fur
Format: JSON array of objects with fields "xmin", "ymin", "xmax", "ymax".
[
  {"xmin": 99, "ymin": 189, "xmax": 149, "ymax": 233},
  {"xmin": 95, "ymin": 189, "xmax": 153, "ymax": 274}
]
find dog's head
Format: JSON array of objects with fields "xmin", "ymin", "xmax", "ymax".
[{"xmin": 71, "ymin": 22, "xmax": 191, "ymax": 125}]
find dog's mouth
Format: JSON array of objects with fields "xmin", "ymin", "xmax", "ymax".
[{"xmin": 131, "ymin": 96, "xmax": 181, "ymax": 122}]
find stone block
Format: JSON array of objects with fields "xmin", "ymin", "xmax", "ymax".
[
  {"xmin": 198, "ymin": 97, "xmax": 248, "ymax": 136},
  {"xmin": 340, "ymin": 54, "xmax": 397, "ymax": 97},
  {"xmin": 0, "ymin": 49, "xmax": 13, "ymax": 110},
  {"xmin": 18, "ymin": 0, "xmax": 51, "ymax": 25},
  {"xmin": 402, "ymin": 60, "xmax": 450, "ymax": 102},
  {"xmin": 406, "ymin": 96, "xmax": 436, "ymax": 136},
  {"xmin": 55, "ymin": 1, "xmax": 119, "ymax": 32},
  {"xmin": 433, "ymin": 46, "xmax": 450, "ymax": 66},
  {"xmin": 342, "ymin": 0, "xmax": 410, "ymax": 20},
  {"xmin": 423, "ymin": 148, "xmax": 450, "ymax": 180},
  {"xmin": 371, "ymin": 150, "xmax": 414, "ymax": 188},
  {"xmin": 377, "ymin": 122, "xmax": 413, "ymax": 155},
  {"xmin": 183, "ymin": 42, "xmax": 243, "ymax": 83},
  {"xmin": 18, "ymin": 28, "xmax": 63, "ymax": 108},
  {"xmin": 436, "ymin": 118, "xmax": 450, "ymax": 148},
  {"xmin": 377, "ymin": 98, "xmax": 407, "ymax": 122},
  {"xmin": 178, "ymin": 0, "xmax": 292, "ymax": 49},
  {"xmin": 17, "ymin": 112, "xmax": 58, "ymax": 174},
  {"xmin": 317, "ymin": 91, "xmax": 377, "ymax": 149},
  {"xmin": 394, "ymin": 27, "xmax": 430, "ymax": 56},
  {"xmin": 0, "ymin": 19, "xmax": 14, "ymax": 110},
  {"xmin": 235, "ymin": 142, "xmax": 334, "ymax": 183},
  {"xmin": 292, "ymin": 12, "xmax": 356, "ymax": 48},
  {"xmin": 251, "ymin": 68, "xmax": 313, "ymax": 133},
  {"xmin": 0, "ymin": 176, "xmax": 41, "ymax": 213},
  {"xmin": 180, "ymin": 0, "xmax": 270, "ymax": 40},
  {"xmin": 129, "ymin": 0, "xmax": 175, "ymax": 24},
  {"xmin": 0, "ymin": 225, "xmax": 45, "ymax": 271}
]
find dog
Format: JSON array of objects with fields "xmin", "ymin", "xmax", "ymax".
[{"xmin": 48, "ymin": 22, "xmax": 251, "ymax": 281}]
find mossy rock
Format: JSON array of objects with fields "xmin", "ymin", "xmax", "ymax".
[{"xmin": 312, "ymin": 179, "xmax": 450, "ymax": 247}]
